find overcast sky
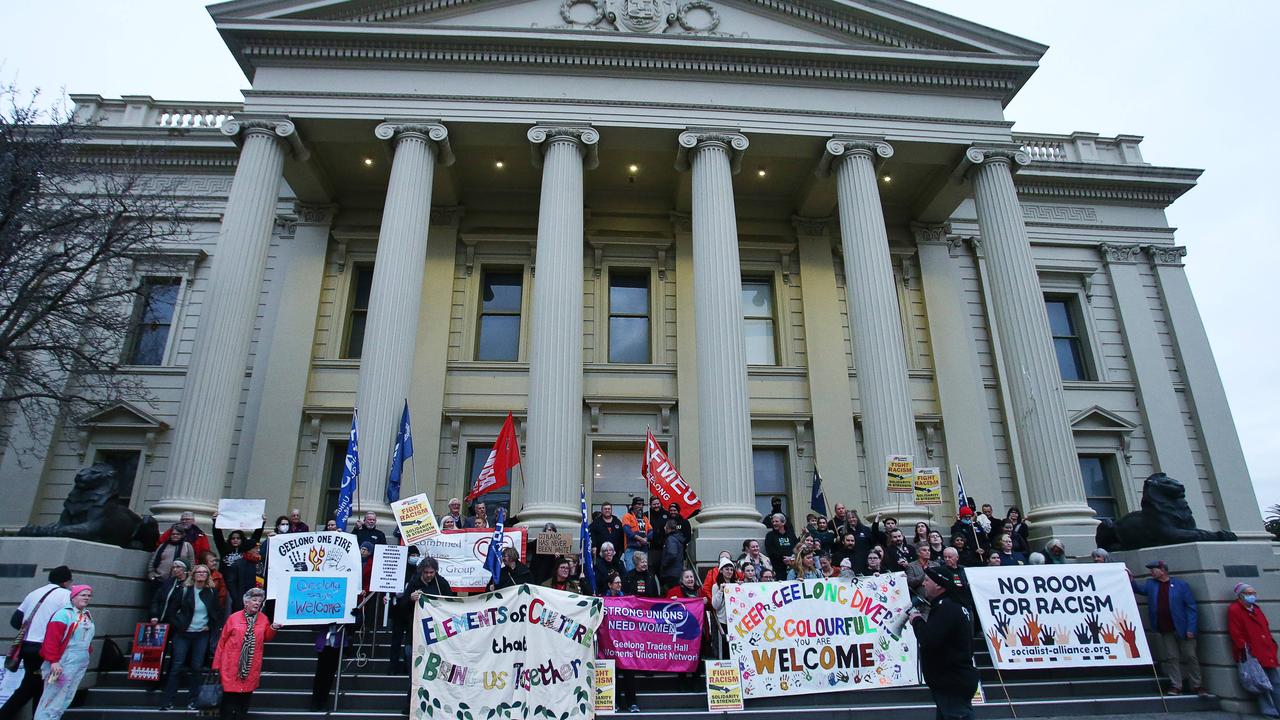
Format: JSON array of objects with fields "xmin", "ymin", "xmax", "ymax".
[{"xmin": 2, "ymin": 1, "xmax": 1277, "ymax": 523}]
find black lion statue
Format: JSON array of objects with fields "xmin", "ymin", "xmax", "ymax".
[
  {"xmin": 1096, "ymin": 472, "xmax": 1237, "ymax": 551},
  {"xmin": 18, "ymin": 463, "xmax": 143, "ymax": 548}
]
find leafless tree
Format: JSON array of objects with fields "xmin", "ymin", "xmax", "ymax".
[{"xmin": 0, "ymin": 85, "xmax": 189, "ymax": 450}]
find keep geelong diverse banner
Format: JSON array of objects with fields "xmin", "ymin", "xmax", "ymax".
[
  {"xmin": 725, "ymin": 576, "xmax": 918, "ymax": 699},
  {"xmin": 968, "ymin": 564, "xmax": 1153, "ymax": 668},
  {"xmin": 411, "ymin": 585, "xmax": 601, "ymax": 720},
  {"xmin": 596, "ymin": 596, "xmax": 704, "ymax": 672}
]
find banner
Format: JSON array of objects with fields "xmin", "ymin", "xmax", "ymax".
[
  {"xmin": 411, "ymin": 585, "xmax": 601, "ymax": 720},
  {"xmin": 372, "ymin": 544, "xmax": 409, "ymax": 594},
  {"xmin": 127, "ymin": 622, "xmax": 169, "ymax": 681},
  {"xmin": 726, "ymin": 577, "xmax": 918, "ymax": 699},
  {"xmin": 215, "ymin": 499, "xmax": 265, "ymax": 530},
  {"xmin": 265, "ymin": 531, "xmax": 360, "ymax": 625},
  {"xmin": 643, "ymin": 430, "xmax": 701, "ymax": 518},
  {"xmin": 968, "ymin": 564, "xmax": 1153, "ymax": 668},
  {"xmin": 416, "ymin": 528, "xmax": 527, "ymax": 592},
  {"xmin": 705, "ymin": 660, "xmax": 744, "ymax": 711},
  {"xmin": 913, "ymin": 468, "xmax": 941, "ymax": 505},
  {"xmin": 594, "ymin": 660, "xmax": 616, "ymax": 714},
  {"xmin": 597, "ymin": 596, "xmax": 704, "ymax": 672},
  {"xmin": 886, "ymin": 455, "xmax": 914, "ymax": 494},
  {"xmin": 393, "ymin": 493, "xmax": 441, "ymax": 544}
]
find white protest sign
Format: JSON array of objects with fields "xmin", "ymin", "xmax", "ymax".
[
  {"xmin": 372, "ymin": 544, "xmax": 408, "ymax": 594},
  {"xmin": 415, "ymin": 529, "xmax": 527, "ymax": 592},
  {"xmin": 968, "ymin": 564, "xmax": 1153, "ymax": 668},
  {"xmin": 215, "ymin": 498, "xmax": 266, "ymax": 530},
  {"xmin": 265, "ymin": 531, "xmax": 361, "ymax": 625}
]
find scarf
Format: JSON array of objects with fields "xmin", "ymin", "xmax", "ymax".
[{"xmin": 238, "ymin": 612, "xmax": 258, "ymax": 680}]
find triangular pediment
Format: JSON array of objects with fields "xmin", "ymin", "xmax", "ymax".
[
  {"xmin": 1070, "ymin": 405, "xmax": 1137, "ymax": 434},
  {"xmin": 77, "ymin": 401, "xmax": 169, "ymax": 431}
]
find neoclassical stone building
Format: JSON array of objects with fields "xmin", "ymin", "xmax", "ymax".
[{"xmin": 0, "ymin": 0, "xmax": 1262, "ymax": 558}]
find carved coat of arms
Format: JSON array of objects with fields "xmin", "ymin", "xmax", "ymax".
[{"xmin": 606, "ymin": 0, "xmax": 676, "ymax": 33}]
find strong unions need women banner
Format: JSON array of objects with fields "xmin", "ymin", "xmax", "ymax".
[
  {"xmin": 725, "ymin": 576, "xmax": 918, "ymax": 699},
  {"xmin": 596, "ymin": 596, "xmax": 704, "ymax": 672}
]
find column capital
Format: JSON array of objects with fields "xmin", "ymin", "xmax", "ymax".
[
  {"xmin": 909, "ymin": 221, "xmax": 952, "ymax": 246},
  {"xmin": 293, "ymin": 202, "xmax": 338, "ymax": 226},
  {"xmin": 817, "ymin": 136, "xmax": 893, "ymax": 177},
  {"xmin": 527, "ymin": 125, "xmax": 600, "ymax": 169},
  {"xmin": 962, "ymin": 144, "xmax": 1031, "ymax": 177},
  {"xmin": 675, "ymin": 129, "xmax": 749, "ymax": 173},
  {"xmin": 221, "ymin": 116, "xmax": 307, "ymax": 160},
  {"xmin": 791, "ymin": 215, "xmax": 833, "ymax": 238},
  {"xmin": 669, "ymin": 211, "xmax": 692, "ymax": 235},
  {"xmin": 1146, "ymin": 244, "xmax": 1188, "ymax": 266},
  {"xmin": 374, "ymin": 121, "xmax": 455, "ymax": 166},
  {"xmin": 1097, "ymin": 242, "xmax": 1144, "ymax": 265}
]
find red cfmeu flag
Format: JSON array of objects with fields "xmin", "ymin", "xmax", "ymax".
[
  {"xmin": 467, "ymin": 413, "xmax": 521, "ymax": 502},
  {"xmin": 643, "ymin": 429, "xmax": 701, "ymax": 519}
]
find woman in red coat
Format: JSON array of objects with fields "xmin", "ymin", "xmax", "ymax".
[
  {"xmin": 1226, "ymin": 582, "xmax": 1280, "ymax": 718},
  {"xmin": 212, "ymin": 588, "xmax": 280, "ymax": 720}
]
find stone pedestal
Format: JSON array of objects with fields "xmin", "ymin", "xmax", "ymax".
[
  {"xmin": 1112, "ymin": 541, "xmax": 1280, "ymax": 714},
  {"xmin": 0, "ymin": 538, "xmax": 152, "ymax": 691}
]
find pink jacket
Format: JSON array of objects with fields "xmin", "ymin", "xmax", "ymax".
[{"xmin": 212, "ymin": 610, "xmax": 277, "ymax": 693}]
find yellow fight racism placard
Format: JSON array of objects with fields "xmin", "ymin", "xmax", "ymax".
[
  {"xmin": 913, "ymin": 467, "xmax": 941, "ymax": 505},
  {"xmin": 886, "ymin": 455, "xmax": 914, "ymax": 494},
  {"xmin": 725, "ymin": 577, "xmax": 918, "ymax": 699},
  {"xmin": 594, "ymin": 659, "xmax": 616, "ymax": 714},
  {"xmin": 411, "ymin": 584, "xmax": 602, "ymax": 720},
  {"xmin": 392, "ymin": 493, "xmax": 441, "ymax": 544},
  {"xmin": 705, "ymin": 660, "xmax": 743, "ymax": 711}
]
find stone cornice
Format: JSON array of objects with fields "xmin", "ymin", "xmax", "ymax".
[
  {"xmin": 527, "ymin": 125, "xmax": 600, "ymax": 170},
  {"xmin": 675, "ymin": 129, "xmax": 749, "ymax": 173},
  {"xmin": 1014, "ymin": 182, "xmax": 1182, "ymax": 207},
  {"xmin": 374, "ymin": 121, "xmax": 455, "ymax": 166}
]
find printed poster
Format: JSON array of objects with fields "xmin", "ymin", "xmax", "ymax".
[
  {"xmin": 372, "ymin": 544, "xmax": 409, "ymax": 594},
  {"xmin": 705, "ymin": 660, "xmax": 744, "ymax": 711},
  {"xmin": 913, "ymin": 468, "xmax": 941, "ymax": 505},
  {"xmin": 597, "ymin": 596, "xmax": 704, "ymax": 672},
  {"xmin": 886, "ymin": 455, "xmax": 914, "ymax": 494},
  {"xmin": 967, "ymin": 564, "xmax": 1153, "ymax": 668},
  {"xmin": 417, "ymin": 528, "xmax": 527, "ymax": 592},
  {"xmin": 594, "ymin": 659, "xmax": 616, "ymax": 714},
  {"xmin": 265, "ymin": 531, "xmax": 361, "ymax": 625},
  {"xmin": 725, "ymin": 576, "xmax": 918, "ymax": 699},
  {"xmin": 411, "ymin": 584, "xmax": 601, "ymax": 720},
  {"xmin": 127, "ymin": 622, "xmax": 169, "ymax": 681},
  {"xmin": 393, "ymin": 493, "xmax": 441, "ymax": 544}
]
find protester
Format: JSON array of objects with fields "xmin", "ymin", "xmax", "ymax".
[
  {"xmin": 950, "ymin": 533, "xmax": 981, "ymax": 568},
  {"xmin": 666, "ymin": 503, "xmax": 692, "ymax": 548},
  {"xmin": 665, "ymin": 569, "xmax": 702, "ymax": 601},
  {"xmin": 620, "ymin": 497, "xmax": 650, "ymax": 572},
  {"xmin": 861, "ymin": 549, "xmax": 885, "ymax": 576},
  {"xmin": 949, "ymin": 507, "xmax": 988, "ymax": 559},
  {"xmin": 148, "ymin": 529, "xmax": 195, "ymax": 594},
  {"xmin": 764, "ymin": 514, "xmax": 797, "ymax": 576},
  {"xmin": 542, "ymin": 558, "xmax": 582, "ymax": 594},
  {"xmin": 466, "ymin": 501, "xmax": 489, "ymax": 529},
  {"xmin": 33, "ymin": 585, "xmax": 94, "ymax": 720},
  {"xmin": 196, "ymin": 551, "xmax": 229, "ymax": 613},
  {"xmin": 595, "ymin": 543, "xmax": 626, "ymax": 595},
  {"xmin": 311, "ymin": 609, "xmax": 359, "ymax": 711},
  {"xmin": 1226, "ymin": 582, "xmax": 1280, "ymax": 717},
  {"xmin": 150, "ymin": 561, "xmax": 189, "ymax": 626},
  {"xmin": 911, "ymin": 522, "xmax": 930, "ymax": 549},
  {"xmin": 760, "ymin": 568, "xmax": 776, "ymax": 582},
  {"xmin": 0, "ymin": 566, "xmax": 72, "ymax": 720},
  {"xmin": 160, "ymin": 565, "xmax": 225, "ymax": 711},
  {"xmin": 211, "ymin": 512, "xmax": 264, "ymax": 612},
  {"xmin": 986, "ymin": 553, "xmax": 1002, "ymax": 567},
  {"xmin": 1044, "ymin": 539, "xmax": 1067, "ymax": 564},
  {"xmin": 287, "ymin": 508, "xmax": 310, "ymax": 533},
  {"xmin": 837, "ymin": 558, "xmax": 855, "ymax": 579},
  {"xmin": 739, "ymin": 561, "xmax": 760, "ymax": 582},
  {"xmin": 810, "ymin": 517, "xmax": 836, "ymax": 555},
  {"xmin": 660, "ymin": 519, "xmax": 687, "ymax": 588},
  {"xmin": 739, "ymin": 539, "xmax": 773, "ymax": 580},
  {"xmin": 622, "ymin": 552, "xmax": 661, "ymax": 597},
  {"xmin": 788, "ymin": 548, "xmax": 821, "ymax": 581},
  {"xmin": 212, "ymin": 588, "xmax": 281, "ymax": 720},
  {"xmin": 157, "ymin": 511, "xmax": 212, "ymax": 557},
  {"xmin": 441, "ymin": 498, "xmax": 464, "ymax": 528},
  {"xmin": 977, "ymin": 504, "xmax": 995, "ymax": 536},
  {"xmin": 1091, "ymin": 548, "xmax": 1110, "ymax": 563},
  {"xmin": 403, "ymin": 558, "xmax": 456, "ymax": 605},
  {"xmin": 440, "ymin": 515, "xmax": 458, "ymax": 531},
  {"xmin": 353, "ymin": 511, "xmax": 387, "ymax": 545},
  {"xmin": 818, "ymin": 553, "xmax": 838, "ymax": 579},
  {"xmin": 905, "ymin": 545, "xmax": 935, "ymax": 597},
  {"xmin": 909, "ymin": 567, "xmax": 978, "ymax": 720},
  {"xmin": 323, "ymin": 519, "xmax": 338, "ymax": 531},
  {"xmin": 1131, "ymin": 560, "xmax": 1204, "ymax": 696},
  {"xmin": 1005, "ymin": 508, "xmax": 1030, "ymax": 554},
  {"xmin": 762, "ymin": 497, "xmax": 784, "ymax": 530},
  {"xmin": 832, "ymin": 533, "xmax": 859, "ymax": 569},
  {"xmin": 494, "ymin": 547, "xmax": 534, "ymax": 589},
  {"xmin": 994, "ymin": 535, "xmax": 1026, "ymax": 566},
  {"xmin": 885, "ymin": 529, "xmax": 914, "ymax": 572}
]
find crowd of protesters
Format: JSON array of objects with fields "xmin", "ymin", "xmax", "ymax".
[{"xmin": 5, "ymin": 492, "xmax": 1279, "ymax": 720}]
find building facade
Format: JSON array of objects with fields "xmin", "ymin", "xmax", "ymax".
[{"xmin": 0, "ymin": 0, "xmax": 1262, "ymax": 558}]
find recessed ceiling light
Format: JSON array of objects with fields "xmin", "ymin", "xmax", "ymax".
[
  {"xmin": 628, "ymin": 164, "xmax": 639, "ymax": 173},
  {"xmin": 881, "ymin": 174, "xmax": 892, "ymax": 183},
  {"xmin": 495, "ymin": 160, "xmax": 505, "ymax": 169},
  {"xmin": 362, "ymin": 157, "xmax": 374, "ymax": 167},
  {"xmin": 757, "ymin": 168, "xmax": 767, "ymax": 177}
]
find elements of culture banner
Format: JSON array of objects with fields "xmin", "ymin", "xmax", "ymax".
[
  {"xmin": 725, "ymin": 576, "xmax": 918, "ymax": 699},
  {"xmin": 411, "ymin": 584, "xmax": 602, "ymax": 720},
  {"xmin": 968, "ymin": 564, "xmax": 1153, "ymax": 668}
]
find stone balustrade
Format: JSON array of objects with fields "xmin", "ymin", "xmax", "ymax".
[
  {"xmin": 1014, "ymin": 131, "xmax": 1148, "ymax": 165},
  {"xmin": 70, "ymin": 94, "xmax": 240, "ymax": 129}
]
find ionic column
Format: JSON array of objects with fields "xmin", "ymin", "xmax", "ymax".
[
  {"xmin": 351, "ymin": 122, "xmax": 453, "ymax": 520},
  {"xmin": 155, "ymin": 119, "xmax": 300, "ymax": 523},
  {"xmin": 821, "ymin": 139, "xmax": 926, "ymax": 522},
  {"xmin": 520, "ymin": 126, "xmax": 598, "ymax": 529},
  {"xmin": 675, "ymin": 130, "xmax": 760, "ymax": 558},
  {"xmin": 967, "ymin": 146, "xmax": 1096, "ymax": 543}
]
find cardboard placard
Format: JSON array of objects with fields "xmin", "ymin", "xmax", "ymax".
[
  {"xmin": 127, "ymin": 622, "xmax": 169, "ymax": 681},
  {"xmin": 391, "ymin": 493, "xmax": 440, "ymax": 544},
  {"xmin": 886, "ymin": 454, "xmax": 915, "ymax": 494},
  {"xmin": 535, "ymin": 532, "xmax": 573, "ymax": 555},
  {"xmin": 372, "ymin": 544, "xmax": 408, "ymax": 594},
  {"xmin": 215, "ymin": 499, "xmax": 266, "ymax": 530},
  {"xmin": 705, "ymin": 660, "xmax": 743, "ymax": 711},
  {"xmin": 594, "ymin": 659, "xmax": 616, "ymax": 714},
  {"xmin": 913, "ymin": 467, "xmax": 942, "ymax": 505}
]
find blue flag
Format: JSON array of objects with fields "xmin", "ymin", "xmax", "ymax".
[
  {"xmin": 954, "ymin": 464, "xmax": 969, "ymax": 515},
  {"xmin": 386, "ymin": 401, "xmax": 413, "ymax": 504},
  {"xmin": 579, "ymin": 485, "xmax": 595, "ymax": 593},
  {"xmin": 336, "ymin": 410, "xmax": 360, "ymax": 531},
  {"xmin": 810, "ymin": 467, "xmax": 827, "ymax": 517},
  {"xmin": 484, "ymin": 508, "xmax": 507, "ymax": 589}
]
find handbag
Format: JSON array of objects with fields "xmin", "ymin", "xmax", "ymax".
[
  {"xmin": 6, "ymin": 587, "xmax": 58, "ymax": 672},
  {"xmin": 1239, "ymin": 646, "xmax": 1274, "ymax": 695},
  {"xmin": 194, "ymin": 670, "xmax": 223, "ymax": 709}
]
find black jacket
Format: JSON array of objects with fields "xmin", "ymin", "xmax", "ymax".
[
  {"xmin": 354, "ymin": 526, "xmax": 387, "ymax": 546},
  {"xmin": 588, "ymin": 516, "xmax": 625, "ymax": 556},
  {"xmin": 911, "ymin": 594, "xmax": 979, "ymax": 697},
  {"xmin": 594, "ymin": 557, "xmax": 626, "ymax": 595},
  {"xmin": 622, "ymin": 569, "xmax": 661, "ymax": 597},
  {"xmin": 150, "ymin": 578, "xmax": 185, "ymax": 624},
  {"xmin": 495, "ymin": 562, "xmax": 534, "ymax": 589},
  {"xmin": 174, "ymin": 586, "xmax": 226, "ymax": 634}
]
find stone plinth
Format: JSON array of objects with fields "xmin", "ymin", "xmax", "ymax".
[
  {"xmin": 0, "ymin": 538, "xmax": 152, "ymax": 690},
  {"xmin": 1112, "ymin": 540, "xmax": 1280, "ymax": 714}
]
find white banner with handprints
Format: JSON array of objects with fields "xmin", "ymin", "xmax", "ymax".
[{"xmin": 265, "ymin": 531, "xmax": 361, "ymax": 625}]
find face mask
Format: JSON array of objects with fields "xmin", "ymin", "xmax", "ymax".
[
  {"xmin": 278, "ymin": 524, "xmax": 290, "ymax": 533},
  {"xmin": 408, "ymin": 557, "xmax": 421, "ymax": 566},
  {"xmin": 961, "ymin": 519, "xmax": 972, "ymax": 525},
  {"xmin": 1244, "ymin": 594, "xmax": 1258, "ymax": 605}
]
